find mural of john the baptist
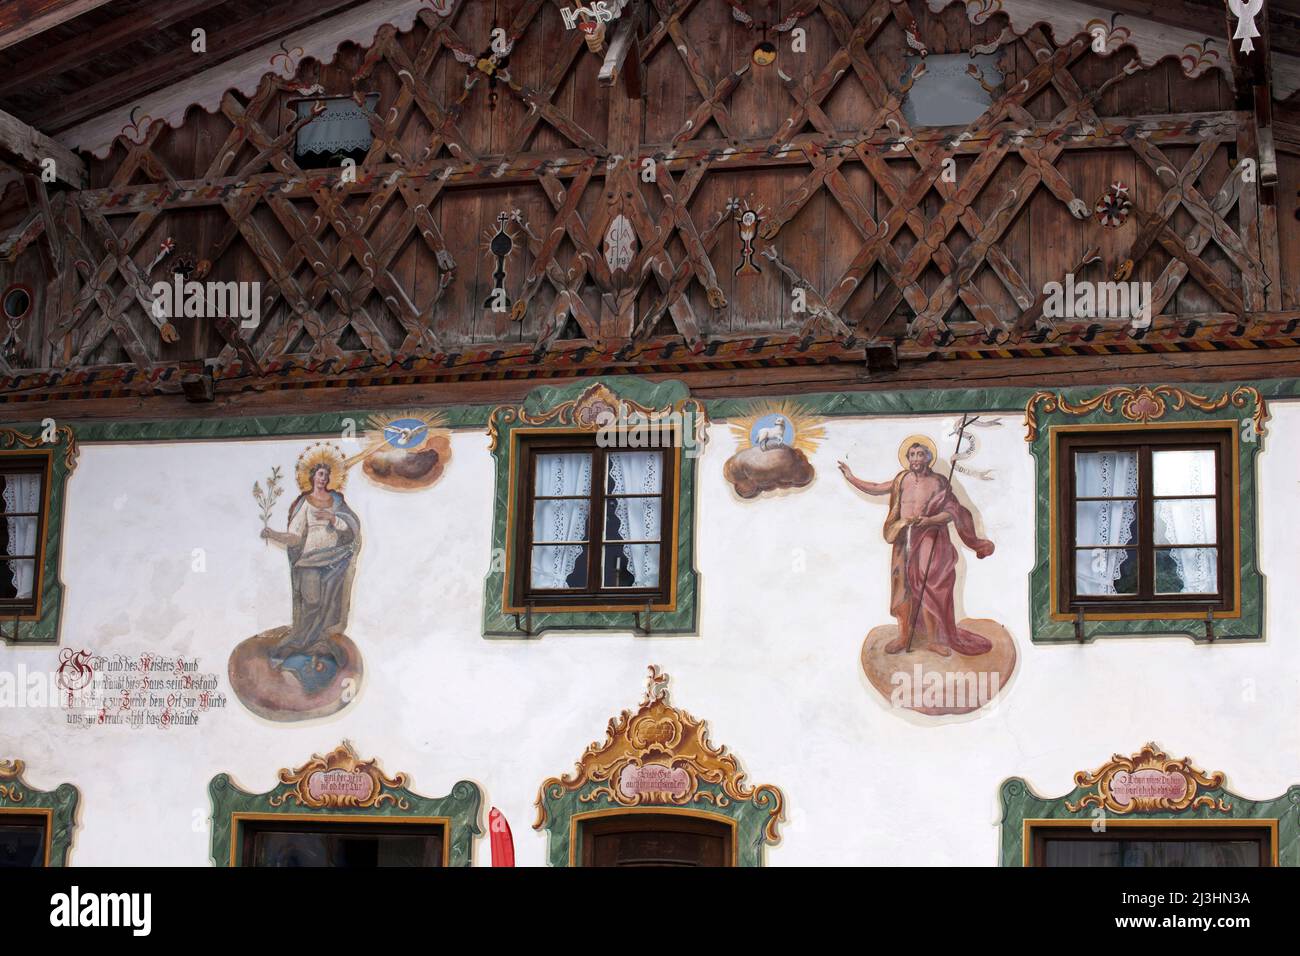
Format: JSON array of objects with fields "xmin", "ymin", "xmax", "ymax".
[{"xmin": 839, "ymin": 436, "xmax": 995, "ymax": 657}]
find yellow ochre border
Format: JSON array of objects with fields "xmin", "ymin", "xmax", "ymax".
[
  {"xmin": 1023, "ymin": 818, "xmax": 1278, "ymax": 867},
  {"xmin": 502, "ymin": 427, "xmax": 681, "ymax": 614},
  {"xmin": 1048, "ymin": 420, "xmax": 1241, "ymax": 622}
]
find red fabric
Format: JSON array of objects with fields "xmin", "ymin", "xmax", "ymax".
[
  {"xmin": 489, "ymin": 808, "xmax": 515, "ymax": 867},
  {"xmin": 886, "ymin": 472, "xmax": 994, "ymax": 656}
]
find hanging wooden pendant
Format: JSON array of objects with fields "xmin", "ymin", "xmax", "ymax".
[
  {"xmin": 579, "ymin": 14, "xmax": 606, "ymax": 52},
  {"xmin": 482, "ymin": 211, "xmax": 519, "ymax": 312},
  {"xmin": 1095, "ymin": 182, "xmax": 1132, "ymax": 228},
  {"xmin": 734, "ymin": 204, "xmax": 763, "ymax": 277}
]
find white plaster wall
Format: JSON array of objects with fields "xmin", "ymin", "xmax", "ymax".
[{"xmin": 2, "ymin": 400, "xmax": 1298, "ymax": 866}]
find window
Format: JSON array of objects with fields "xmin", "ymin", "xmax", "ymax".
[
  {"xmin": 902, "ymin": 52, "xmax": 1002, "ymax": 128},
  {"xmin": 581, "ymin": 814, "xmax": 733, "ymax": 867},
  {"xmin": 1029, "ymin": 824, "xmax": 1272, "ymax": 867},
  {"xmin": 0, "ymin": 812, "xmax": 49, "ymax": 867},
  {"xmin": 293, "ymin": 93, "xmax": 380, "ymax": 169},
  {"xmin": 1056, "ymin": 429, "xmax": 1233, "ymax": 616},
  {"xmin": 485, "ymin": 380, "xmax": 702, "ymax": 638},
  {"xmin": 514, "ymin": 435, "xmax": 676, "ymax": 609},
  {"xmin": 0, "ymin": 457, "xmax": 49, "ymax": 616},
  {"xmin": 238, "ymin": 819, "xmax": 445, "ymax": 868}
]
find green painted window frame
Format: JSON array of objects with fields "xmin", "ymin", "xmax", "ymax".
[
  {"xmin": 0, "ymin": 759, "xmax": 80, "ymax": 866},
  {"xmin": 207, "ymin": 762, "xmax": 483, "ymax": 868},
  {"xmin": 482, "ymin": 377, "xmax": 702, "ymax": 638},
  {"xmin": 1000, "ymin": 757, "xmax": 1300, "ymax": 867},
  {"xmin": 0, "ymin": 426, "xmax": 76, "ymax": 645},
  {"xmin": 1026, "ymin": 386, "xmax": 1266, "ymax": 643}
]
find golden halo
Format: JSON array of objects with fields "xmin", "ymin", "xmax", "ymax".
[
  {"xmin": 898, "ymin": 434, "xmax": 938, "ymax": 468},
  {"xmin": 295, "ymin": 442, "xmax": 348, "ymax": 493}
]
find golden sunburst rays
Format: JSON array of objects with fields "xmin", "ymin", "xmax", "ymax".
[
  {"xmin": 346, "ymin": 410, "xmax": 449, "ymax": 465},
  {"xmin": 728, "ymin": 401, "xmax": 826, "ymax": 454}
]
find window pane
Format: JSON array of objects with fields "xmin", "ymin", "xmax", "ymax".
[
  {"xmin": 603, "ymin": 543, "xmax": 660, "ymax": 589},
  {"xmin": 1153, "ymin": 448, "xmax": 1216, "ymax": 497},
  {"xmin": 1075, "ymin": 548, "xmax": 1137, "ymax": 595},
  {"xmin": 0, "ymin": 559, "xmax": 36, "ymax": 602},
  {"xmin": 605, "ymin": 496, "xmax": 662, "ymax": 543},
  {"xmin": 532, "ymin": 500, "xmax": 588, "ymax": 544},
  {"xmin": 1074, "ymin": 451, "xmax": 1138, "ymax": 498},
  {"xmin": 606, "ymin": 451, "xmax": 663, "ymax": 495},
  {"xmin": 1155, "ymin": 499, "xmax": 1217, "ymax": 545},
  {"xmin": 1042, "ymin": 837, "xmax": 1261, "ymax": 867},
  {"xmin": 531, "ymin": 545, "xmax": 588, "ymax": 589},
  {"xmin": 2, "ymin": 515, "xmax": 37, "ymax": 556},
  {"xmin": 0, "ymin": 472, "xmax": 41, "ymax": 512},
  {"xmin": 248, "ymin": 827, "xmax": 442, "ymax": 867},
  {"xmin": 1074, "ymin": 501, "xmax": 1137, "ymax": 547},
  {"xmin": 1156, "ymin": 547, "xmax": 1218, "ymax": 595},
  {"xmin": 534, "ymin": 453, "xmax": 592, "ymax": 497},
  {"xmin": 0, "ymin": 822, "xmax": 45, "ymax": 867}
]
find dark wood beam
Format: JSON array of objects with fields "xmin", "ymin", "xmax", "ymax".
[
  {"xmin": 41, "ymin": 0, "xmax": 367, "ymax": 133},
  {"xmin": 0, "ymin": 0, "xmax": 114, "ymax": 52},
  {"xmin": 0, "ymin": 0, "xmax": 220, "ymax": 99},
  {"xmin": 0, "ymin": 106, "xmax": 86, "ymax": 186}
]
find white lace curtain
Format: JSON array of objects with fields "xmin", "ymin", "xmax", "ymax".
[
  {"xmin": 531, "ymin": 453, "xmax": 592, "ymax": 589},
  {"xmin": 295, "ymin": 94, "xmax": 380, "ymax": 155},
  {"xmin": 1077, "ymin": 449, "xmax": 1217, "ymax": 596},
  {"xmin": 3, "ymin": 473, "xmax": 40, "ymax": 600},
  {"xmin": 607, "ymin": 451, "xmax": 661, "ymax": 588},
  {"xmin": 1075, "ymin": 451, "xmax": 1137, "ymax": 595},
  {"xmin": 1154, "ymin": 449, "xmax": 1217, "ymax": 594}
]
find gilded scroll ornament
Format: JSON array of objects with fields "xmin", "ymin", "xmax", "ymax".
[
  {"xmin": 534, "ymin": 666, "xmax": 785, "ymax": 842},
  {"xmin": 1024, "ymin": 385, "xmax": 1267, "ymax": 442},
  {"xmin": 0, "ymin": 758, "xmax": 26, "ymax": 802},
  {"xmin": 268, "ymin": 741, "xmax": 411, "ymax": 811},
  {"xmin": 0, "ymin": 425, "xmax": 78, "ymax": 471},
  {"xmin": 487, "ymin": 382, "xmax": 707, "ymax": 451},
  {"xmin": 1065, "ymin": 743, "xmax": 1231, "ymax": 814}
]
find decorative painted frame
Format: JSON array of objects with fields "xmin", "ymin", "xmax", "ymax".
[
  {"xmin": 1025, "ymin": 385, "xmax": 1267, "ymax": 643},
  {"xmin": 534, "ymin": 667, "xmax": 784, "ymax": 867},
  {"xmin": 0, "ymin": 425, "xmax": 77, "ymax": 645},
  {"xmin": 1000, "ymin": 744, "xmax": 1300, "ymax": 866},
  {"xmin": 0, "ymin": 759, "xmax": 80, "ymax": 866},
  {"xmin": 207, "ymin": 742, "xmax": 483, "ymax": 867},
  {"xmin": 483, "ymin": 378, "xmax": 705, "ymax": 638}
]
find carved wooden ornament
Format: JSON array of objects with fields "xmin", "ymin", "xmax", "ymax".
[
  {"xmin": 534, "ymin": 666, "xmax": 784, "ymax": 842},
  {"xmin": 1065, "ymin": 743, "xmax": 1230, "ymax": 814}
]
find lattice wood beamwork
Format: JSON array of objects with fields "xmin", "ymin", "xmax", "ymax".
[{"xmin": 0, "ymin": 0, "xmax": 1292, "ymax": 400}]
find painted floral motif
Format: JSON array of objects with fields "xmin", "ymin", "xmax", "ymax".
[{"xmin": 1094, "ymin": 181, "xmax": 1132, "ymax": 228}]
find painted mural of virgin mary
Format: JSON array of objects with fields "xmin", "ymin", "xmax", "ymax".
[
  {"xmin": 260, "ymin": 445, "xmax": 360, "ymax": 691},
  {"xmin": 230, "ymin": 442, "xmax": 364, "ymax": 722}
]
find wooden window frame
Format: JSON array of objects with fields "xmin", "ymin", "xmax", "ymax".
[
  {"xmin": 576, "ymin": 811, "xmax": 736, "ymax": 867},
  {"xmin": 1055, "ymin": 428, "xmax": 1234, "ymax": 617},
  {"xmin": 288, "ymin": 91, "xmax": 380, "ymax": 170},
  {"xmin": 1028, "ymin": 821, "xmax": 1275, "ymax": 867},
  {"xmin": 236, "ymin": 816, "xmax": 447, "ymax": 868},
  {"xmin": 0, "ymin": 454, "xmax": 51, "ymax": 619},
  {"xmin": 512, "ymin": 432, "xmax": 678, "ymax": 611},
  {"xmin": 0, "ymin": 809, "xmax": 52, "ymax": 868}
]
